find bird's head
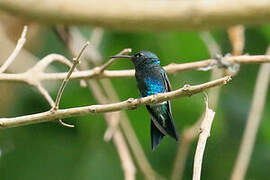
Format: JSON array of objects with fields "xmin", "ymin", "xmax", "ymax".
[{"xmin": 110, "ymin": 51, "xmax": 160, "ymax": 67}]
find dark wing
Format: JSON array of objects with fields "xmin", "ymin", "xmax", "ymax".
[
  {"xmin": 161, "ymin": 69, "xmax": 172, "ymax": 92},
  {"xmin": 161, "ymin": 69, "xmax": 172, "ymax": 112},
  {"xmin": 161, "ymin": 70, "xmax": 178, "ymax": 140}
]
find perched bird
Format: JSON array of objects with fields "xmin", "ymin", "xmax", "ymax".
[{"xmin": 110, "ymin": 51, "xmax": 178, "ymax": 150}]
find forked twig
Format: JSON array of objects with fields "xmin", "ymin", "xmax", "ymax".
[{"xmin": 53, "ymin": 41, "xmax": 89, "ymax": 111}]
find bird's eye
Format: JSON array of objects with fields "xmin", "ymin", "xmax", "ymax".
[{"xmin": 136, "ymin": 53, "xmax": 143, "ymax": 57}]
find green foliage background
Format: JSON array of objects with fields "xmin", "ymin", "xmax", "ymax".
[{"xmin": 0, "ymin": 26, "xmax": 270, "ymax": 180}]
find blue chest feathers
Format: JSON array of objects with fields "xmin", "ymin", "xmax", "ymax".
[{"xmin": 144, "ymin": 77, "xmax": 165, "ymax": 96}]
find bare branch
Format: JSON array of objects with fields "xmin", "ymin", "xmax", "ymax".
[
  {"xmin": 171, "ymin": 119, "xmax": 202, "ymax": 180},
  {"xmin": 192, "ymin": 96, "xmax": 215, "ymax": 180},
  {"xmin": 0, "ymin": 55, "xmax": 269, "ymax": 82},
  {"xmin": 1, "ymin": 0, "xmax": 270, "ymax": 31},
  {"xmin": 0, "ymin": 25, "xmax": 27, "ymax": 73},
  {"xmin": 0, "ymin": 25, "xmax": 81, "ymax": 128},
  {"xmin": 33, "ymin": 54, "xmax": 73, "ymax": 72},
  {"xmin": 0, "ymin": 76, "xmax": 230, "ymax": 129},
  {"xmin": 230, "ymin": 63, "xmax": 270, "ymax": 180}
]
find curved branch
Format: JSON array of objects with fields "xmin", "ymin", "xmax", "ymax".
[
  {"xmin": 0, "ymin": 0, "xmax": 270, "ymax": 31},
  {"xmin": 0, "ymin": 76, "xmax": 231, "ymax": 129}
]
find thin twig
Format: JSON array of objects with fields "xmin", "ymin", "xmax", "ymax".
[
  {"xmin": 0, "ymin": 25, "xmax": 27, "ymax": 73},
  {"xmin": 51, "ymin": 42, "xmax": 89, "ymax": 127},
  {"xmin": 33, "ymin": 54, "xmax": 85, "ymax": 127},
  {"xmin": 192, "ymin": 96, "xmax": 215, "ymax": 180},
  {"xmin": 0, "ymin": 76, "xmax": 231, "ymax": 129},
  {"xmin": 230, "ymin": 63, "xmax": 270, "ymax": 180},
  {"xmin": 53, "ymin": 42, "xmax": 89, "ymax": 110}
]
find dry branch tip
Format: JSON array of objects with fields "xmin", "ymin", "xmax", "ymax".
[
  {"xmin": 59, "ymin": 119, "xmax": 75, "ymax": 128},
  {"xmin": 0, "ymin": 25, "xmax": 28, "ymax": 73}
]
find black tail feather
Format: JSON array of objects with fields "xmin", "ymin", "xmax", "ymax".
[
  {"xmin": 151, "ymin": 120, "xmax": 164, "ymax": 150},
  {"xmin": 150, "ymin": 112, "xmax": 178, "ymax": 150},
  {"xmin": 165, "ymin": 109, "xmax": 179, "ymax": 141}
]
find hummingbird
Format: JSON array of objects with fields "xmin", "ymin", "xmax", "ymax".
[{"xmin": 110, "ymin": 51, "xmax": 178, "ymax": 150}]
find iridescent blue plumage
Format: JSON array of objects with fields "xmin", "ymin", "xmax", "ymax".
[
  {"xmin": 110, "ymin": 51, "xmax": 178, "ymax": 150},
  {"xmin": 144, "ymin": 77, "xmax": 165, "ymax": 96}
]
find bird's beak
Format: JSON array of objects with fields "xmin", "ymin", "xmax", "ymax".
[{"xmin": 110, "ymin": 55, "xmax": 132, "ymax": 59}]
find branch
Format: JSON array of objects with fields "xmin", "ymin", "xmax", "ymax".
[
  {"xmin": 230, "ymin": 63, "xmax": 270, "ymax": 180},
  {"xmin": 0, "ymin": 25, "xmax": 86, "ymax": 128},
  {"xmin": 192, "ymin": 97, "xmax": 215, "ymax": 180},
  {"xmin": 171, "ymin": 119, "xmax": 202, "ymax": 180},
  {"xmin": 0, "ymin": 55, "xmax": 269, "ymax": 82},
  {"xmin": 1, "ymin": 0, "xmax": 270, "ymax": 31},
  {"xmin": 0, "ymin": 76, "xmax": 231, "ymax": 129}
]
